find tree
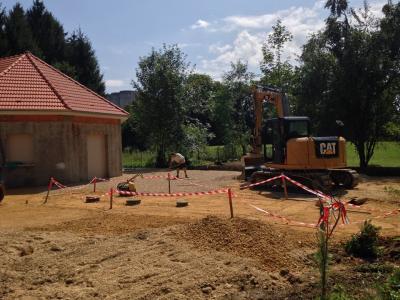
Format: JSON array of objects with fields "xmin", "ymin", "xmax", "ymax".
[
  {"xmin": 27, "ymin": 0, "xmax": 65, "ymax": 64},
  {"xmin": 210, "ymin": 81, "xmax": 234, "ymax": 145},
  {"xmin": 133, "ymin": 45, "xmax": 189, "ymax": 167},
  {"xmin": 223, "ymin": 60, "xmax": 254, "ymax": 154},
  {"xmin": 296, "ymin": 1, "xmax": 398, "ymax": 168},
  {"xmin": 183, "ymin": 73, "xmax": 214, "ymax": 126},
  {"xmin": 294, "ymin": 32, "xmax": 337, "ymax": 135},
  {"xmin": 260, "ymin": 19, "xmax": 294, "ymax": 92},
  {"xmin": 0, "ymin": 3, "xmax": 8, "ymax": 56},
  {"xmin": 64, "ymin": 29, "xmax": 105, "ymax": 95},
  {"xmin": 324, "ymin": 1, "xmax": 396, "ymax": 168},
  {"xmin": 4, "ymin": 3, "xmax": 39, "ymax": 56}
]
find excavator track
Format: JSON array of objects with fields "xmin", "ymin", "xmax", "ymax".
[{"xmin": 329, "ymin": 169, "xmax": 359, "ymax": 189}]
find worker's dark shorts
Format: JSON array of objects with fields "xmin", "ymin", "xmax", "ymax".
[{"xmin": 173, "ymin": 162, "xmax": 187, "ymax": 169}]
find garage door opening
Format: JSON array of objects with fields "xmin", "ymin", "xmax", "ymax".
[{"xmin": 87, "ymin": 134, "xmax": 108, "ymax": 180}]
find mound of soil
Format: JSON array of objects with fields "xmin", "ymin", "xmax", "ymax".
[
  {"xmin": 30, "ymin": 213, "xmax": 191, "ymax": 235},
  {"xmin": 180, "ymin": 216, "xmax": 316, "ymax": 272}
]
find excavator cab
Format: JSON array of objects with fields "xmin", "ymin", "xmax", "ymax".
[{"xmin": 262, "ymin": 117, "xmax": 311, "ymax": 164}]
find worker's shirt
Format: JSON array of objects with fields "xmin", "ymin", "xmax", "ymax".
[{"xmin": 171, "ymin": 153, "xmax": 185, "ymax": 165}]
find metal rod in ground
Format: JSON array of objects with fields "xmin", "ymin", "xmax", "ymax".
[
  {"xmin": 281, "ymin": 174, "xmax": 288, "ymax": 199},
  {"xmin": 228, "ymin": 188, "xmax": 234, "ymax": 218},
  {"xmin": 43, "ymin": 177, "xmax": 53, "ymax": 204},
  {"xmin": 109, "ymin": 188, "xmax": 113, "ymax": 210},
  {"xmin": 93, "ymin": 177, "xmax": 97, "ymax": 192},
  {"xmin": 168, "ymin": 172, "xmax": 171, "ymax": 194}
]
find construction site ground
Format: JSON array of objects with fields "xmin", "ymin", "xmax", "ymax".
[{"xmin": 0, "ymin": 170, "xmax": 399, "ymax": 299}]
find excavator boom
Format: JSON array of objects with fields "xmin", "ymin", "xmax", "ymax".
[{"xmin": 251, "ymin": 86, "xmax": 290, "ymax": 154}]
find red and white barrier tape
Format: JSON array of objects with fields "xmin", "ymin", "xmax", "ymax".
[
  {"xmin": 250, "ymin": 204, "xmax": 399, "ymax": 229},
  {"xmin": 240, "ymin": 174, "xmax": 333, "ymax": 201},
  {"xmin": 250, "ymin": 204, "xmax": 316, "ymax": 228},
  {"xmin": 47, "ymin": 177, "xmax": 108, "ymax": 195},
  {"xmin": 116, "ymin": 188, "xmax": 229, "ymax": 197},
  {"xmin": 142, "ymin": 175, "xmax": 172, "ymax": 179},
  {"xmin": 240, "ymin": 175, "xmax": 283, "ymax": 190},
  {"xmin": 282, "ymin": 175, "xmax": 331, "ymax": 200}
]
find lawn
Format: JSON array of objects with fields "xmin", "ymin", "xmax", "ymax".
[
  {"xmin": 122, "ymin": 142, "xmax": 400, "ymax": 168},
  {"xmin": 346, "ymin": 142, "xmax": 400, "ymax": 167}
]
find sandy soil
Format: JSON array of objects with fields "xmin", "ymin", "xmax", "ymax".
[{"xmin": 0, "ymin": 170, "xmax": 399, "ymax": 299}]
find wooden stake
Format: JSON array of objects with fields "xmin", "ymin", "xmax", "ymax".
[
  {"xmin": 168, "ymin": 172, "xmax": 171, "ymax": 194},
  {"xmin": 228, "ymin": 188, "xmax": 234, "ymax": 218},
  {"xmin": 281, "ymin": 174, "xmax": 288, "ymax": 199},
  {"xmin": 93, "ymin": 177, "xmax": 97, "ymax": 192},
  {"xmin": 109, "ymin": 187, "xmax": 113, "ymax": 210},
  {"xmin": 43, "ymin": 177, "xmax": 53, "ymax": 204}
]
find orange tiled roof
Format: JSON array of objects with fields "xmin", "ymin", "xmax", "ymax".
[{"xmin": 0, "ymin": 52, "xmax": 128, "ymax": 117}]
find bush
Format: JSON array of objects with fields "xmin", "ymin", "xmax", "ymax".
[
  {"xmin": 327, "ymin": 285, "xmax": 353, "ymax": 300},
  {"xmin": 377, "ymin": 268, "xmax": 400, "ymax": 300},
  {"xmin": 345, "ymin": 220, "xmax": 381, "ymax": 259}
]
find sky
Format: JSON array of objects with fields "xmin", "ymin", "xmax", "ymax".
[{"xmin": 2, "ymin": 0, "xmax": 387, "ymax": 93}]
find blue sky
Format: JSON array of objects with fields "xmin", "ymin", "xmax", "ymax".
[{"xmin": 2, "ymin": 0, "xmax": 386, "ymax": 93}]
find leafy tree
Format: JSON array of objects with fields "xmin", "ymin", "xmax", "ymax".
[
  {"xmin": 223, "ymin": 60, "xmax": 254, "ymax": 154},
  {"xmin": 183, "ymin": 73, "xmax": 214, "ymax": 126},
  {"xmin": 294, "ymin": 32, "xmax": 338, "ymax": 135},
  {"xmin": 296, "ymin": 0, "xmax": 398, "ymax": 168},
  {"xmin": 64, "ymin": 29, "xmax": 105, "ymax": 95},
  {"xmin": 260, "ymin": 19, "xmax": 295, "ymax": 92},
  {"xmin": 133, "ymin": 44, "xmax": 189, "ymax": 167},
  {"xmin": 26, "ymin": 0, "xmax": 65, "ymax": 64},
  {"xmin": 0, "ymin": 3, "xmax": 7, "ymax": 56},
  {"xmin": 4, "ymin": 3, "xmax": 39, "ymax": 56},
  {"xmin": 210, "ymin": 81, "xmax": 234, "ymax": 145}
]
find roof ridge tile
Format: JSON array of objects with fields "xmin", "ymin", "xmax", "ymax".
[
  {"xmin": 26, "ymin": 53, "xmax": 71, "ymax": 110},
  {"xmin": 26, "ymin": 53, "xmax": 128, "ymax": 115},
  {"xmin": 0, "ymin": 53, "xmax": 26, "ymax": 77}
]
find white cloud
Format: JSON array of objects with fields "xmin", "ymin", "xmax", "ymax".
[
  {"xmin": 198, "ymin": 31, "xmax": 263, "ymax": 79},
  {"xmin": 193, "ymin": 0, "xmax": 386, "ymax": 78},
  {"xmin": 208, "ymin": 44, "xmax": 232, "ymax": 54},
  {"xmin": 191, "ymin": 19, "xmax": 210, "ymax": 29},
  {"xmin": 105, "ymin": 79, "xmax": 125, "ymax": 88}
]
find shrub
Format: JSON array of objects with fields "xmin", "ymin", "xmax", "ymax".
[
  {"xmin": 345, "ymin": 220, "xmax": 381, "ymax": 259},
  {"xmin": 377, "ymin": 268, "xmax": 400, "ymax": 300},
  {"xmin": 327, "ymin": 285, "xmax": 353, "ymax": 300}
]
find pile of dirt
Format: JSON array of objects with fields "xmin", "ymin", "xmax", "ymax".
[
  {"xmin": 179, "ymin": 216, "xmax": 316, "ymax": 272},
  {"xmin": 30, "ymin": 212, "xmax": 191, "ymax": 235}
]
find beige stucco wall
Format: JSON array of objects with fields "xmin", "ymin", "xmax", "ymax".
[{"xmin": 0, "ymin": 118, "xmax": 123, "ymax": 187}]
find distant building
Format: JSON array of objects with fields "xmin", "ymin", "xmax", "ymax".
[{"xmin": 106, "ymin": 90, "xmax": 136, "ymax": 108}]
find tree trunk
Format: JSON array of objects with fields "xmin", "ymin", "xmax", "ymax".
[
  {"xmin": 356, "ymin": 142, "xmax": 368, "ymax": 170},
  {"xmin": 156, "ymin": 145, "xmax": 166, "ymax": 167},
  {"xmin": 242, "ymin": 144, "xmax": 247, "ymax": 156}
]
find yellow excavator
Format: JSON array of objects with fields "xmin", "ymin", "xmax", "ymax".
[{"xmin": 243, "ymin": 86, "xmax": 359, "ymax": 189}]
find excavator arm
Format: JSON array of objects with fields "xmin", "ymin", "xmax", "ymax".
[{"xmin": 251, "ymin": 86, "xmax": 290, "ymax": 154}]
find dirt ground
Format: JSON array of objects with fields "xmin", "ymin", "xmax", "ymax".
[{"xmin": 0, "ymin": 170, "xmax": 399, "ymax": 299}]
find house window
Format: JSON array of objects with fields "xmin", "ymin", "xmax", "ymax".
[{"xmin": 6, "ymin": 134, "xmax": 34, "ymax": 162}]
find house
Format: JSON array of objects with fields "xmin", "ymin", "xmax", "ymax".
[{"xmin": 0, "ymin": 52, "xmax": 128, "ymax": 188}]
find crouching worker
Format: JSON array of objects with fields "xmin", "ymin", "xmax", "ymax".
[{"xmin": 169, "ymin": 153, "xmax": 189, "ymax": 178}]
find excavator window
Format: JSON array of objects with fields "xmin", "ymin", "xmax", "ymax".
[{"xmin": 286, "ymin": 120, "xmax": 309, "ymax": 138}]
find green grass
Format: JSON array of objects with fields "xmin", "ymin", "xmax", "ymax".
[
  {"xmin": 122, "ymin": 142, "xmax": 400, "ymax": 168},
  {"xmin": 346, "ymin": 142, "xmax": 400, "ymax": 167},
  {"xmin": 122, "ymin": 150, "xmax": 155, "ymax": 168}
]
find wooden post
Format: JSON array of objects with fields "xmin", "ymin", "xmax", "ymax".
[
  {"xmin": 168, "ymin": 172, "xmax": 171, "ymax": 194},
  {"xmin": 281, "ymin": 174, "xmax": 288, "ymax": 199},
  {"xmin": 43, "ymin": 177, "xmax": 53, "ymax": 204},
  {"xmin": 228, "ymin": 188, "xmax": 234, "ymax": 218},
  {"xmin": 93, "ymin": 177, "xmax": 97, "ymax": 192},
  {"xmin": 109, "ymin": 188, "xmax": 113, "ymax": 210}
]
